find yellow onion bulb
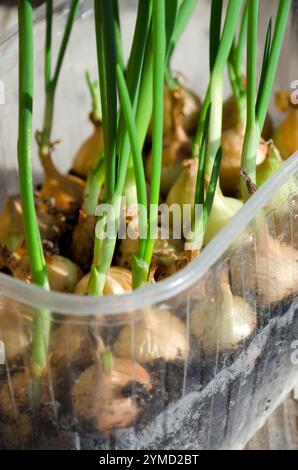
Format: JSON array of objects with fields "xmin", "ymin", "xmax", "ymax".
[
  {"xmin": 191, "ymin": 280, "xmax": 256, "ymax": 352},
  {"xmin": 74, "ymin": 267, "xmax": 132, "ymax": 296},
  {"xmin": 114, "ymin": 308, "xmax": 188, "ymax": 363},
  {"xmin": 72, "ymin": 125, "xmax": 104, "ymax": 178},
  {"xmin": 273, "ymin": 108, "xmax": 298, "ymax": 160},
  {"xmin": 71, "ymin": 358, "xmax": 152, "ymax": 433}
]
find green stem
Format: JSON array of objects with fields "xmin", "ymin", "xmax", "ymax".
[
  {"xmin": 256, "ymin": 0, "xmax": 291, "ymax": 133},
  {"xmin": 113, "ymin": 0, "xmax": 125, "ymax": 73},
  {"xmin": 83, "ymin": 158, "xmax": 105, "ymax": 216},
  {"xmin": 193, "ymin": 0, "xmax": 222, "ymax": 157},
  {"xmin": 88, "ymin": 0, "xmax": 152, "ymax": 296},
  {"xmin": 45, "ymin": 0, "xmax": 52, "ymax": 90},
  {"xmin": 39, "ymin": 0, "xmax": 79, "ymax": 153},
  {"xmin": 116, "ymin": 65, "xmax": 148, "ymax": 259},
  {"xmin": 207, "ymin": 0, "xmax": 243, "ymax": 180},
  {"xmin": 209, "ymin": 0, "xmax": 223, "ymax": 72},
  {"xmin": 240, "ymin": 0, "xmax": 259, "ymax": 200},
  {"xmin": 96, "ymin": 0, "xmax": 118, "ymax": 200},
  {"xmin": 86, "ymin": 70, "xmax": 101, "ymax": 123},
  {"xmin": 143, "ymin": 0, "xmax": 166, "ymax": 273},
  {"xmin": 18, "ymin": 0, "xmax": 50, "ymax": 402},
  {"xmin": 167, "ymin": 0, "xmax": 199, "ymax": 63}
]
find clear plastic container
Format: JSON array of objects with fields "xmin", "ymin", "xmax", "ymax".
[{"xmin": 0, "ymin": 0, "xmax": 297, "ymax": 450}]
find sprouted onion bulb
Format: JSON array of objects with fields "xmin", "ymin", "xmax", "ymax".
[
  {"xmin": 165, "ymin": 159, "xmax": 243, "ymax": 245},
  {"xmin": 9, "ymin": 243, "xmax": 83, "ymax": 293},
  {"xmin": 220, "ymin": 124, "xmax": 267, "ymax": 196},
  {"xmin": 114, "ymin": 308, "xmax": 188, "ymax": 363},
  {"xmin": 72, "ymin": 358, "xmax": 152, "ymax": 433},
  {"xmin": 72, "ymin": 124, "xmax": 104, "ymax": 178},
  {"xmin": 74, "ymin": 267, "xmax": 132, "ymax": 296},
  {"xmin": 191, "ymin": 278, "xmax": 256, "ymax": 351}
]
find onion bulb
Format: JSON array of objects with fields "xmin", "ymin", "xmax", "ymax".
[
  {"xmin": 148, "ymin": 82, "xmax": 201, "ymax": 140},
  {"xmin": 114, "ymin": 308, "xmax": 188, "ymax": 363},
  {"xmin": 40, "ymin": 157, "xmax": 84, "ymax": 213},
  {"xmin": 71, "ymin": 125, "xmax": 104, "ymax": 178},
  {"xmin": 9, "ymin": 243, "xmax": 83, "ymax": 293},
  {"xmin": 0, "ymin": 195, "xmax": 68, "ymax": 252},
  {"xmin": 71, "ymin": 358, "xmax": 152, "ymax": 433},
  {"xmin": 166, "ymin": 158, "xmax": 198, "ymax": 223},
  {"xmin": 0, "ymin": 301, "xmax": 32, "ymax": 362},
  {"xmin": 222, "ymin": 94, "xmax": 273, "ymax": 140},
  {"xmin": 70, "ymin": 211, "xmax": 96, "ymax": 272},
  {"xmin": 191, "ymin": 278, "xmax": 256, "ymax": 351},
  {"xmin": 231, "ymin": 230, "xmax": 298, "ymax": 304},
  {"xmin": 74, "ymin": 267, "xmax": 132, "ymax": 296},
  {"xmin": 273, "ymin": 92, "xmax": 298, "ymax": 160},
  {"xmin": 0, "ymin": 370, "xmax": 30, "ymax": 418},
  {"xmin": 220, "ymin": 125, "xmax": 267, "ymax": 196},
  {"xmin": 146, "ymin": 90, "xmax": 193, "ymax": 196},
  {"xmin": 166, "ymin": 159, "xmax": 242, "ymax": 244},
  {"xmin": 50, "ymin": 321, "xmax": 103, "ymax": 369}
]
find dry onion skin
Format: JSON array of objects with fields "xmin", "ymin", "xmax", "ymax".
[
  {"xmin": 74, "ymin": 267, "xmax": 132, "ymax": 296},
  {"xmin": 72, "ymin": 125, "xmax": 104, "ymax": 178},
  {"xmin": 191, "ymin": 280, "xmax": 256, "ymax": 352},
  {"xmin": 71, "ymin": 358, "xmax": 152, "ymax": 433},
  {"xmin": 114, "ymin": 309, "xmax": 188, "ymax": 363},
  {"xmin": 220, "ymin": 125, "xmax": 267, "ymax": 196}
]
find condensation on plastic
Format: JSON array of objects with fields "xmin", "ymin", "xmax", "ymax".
[{"xmin": 0, "ymin": 0, "xmax": 297, "ymax": 450}]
